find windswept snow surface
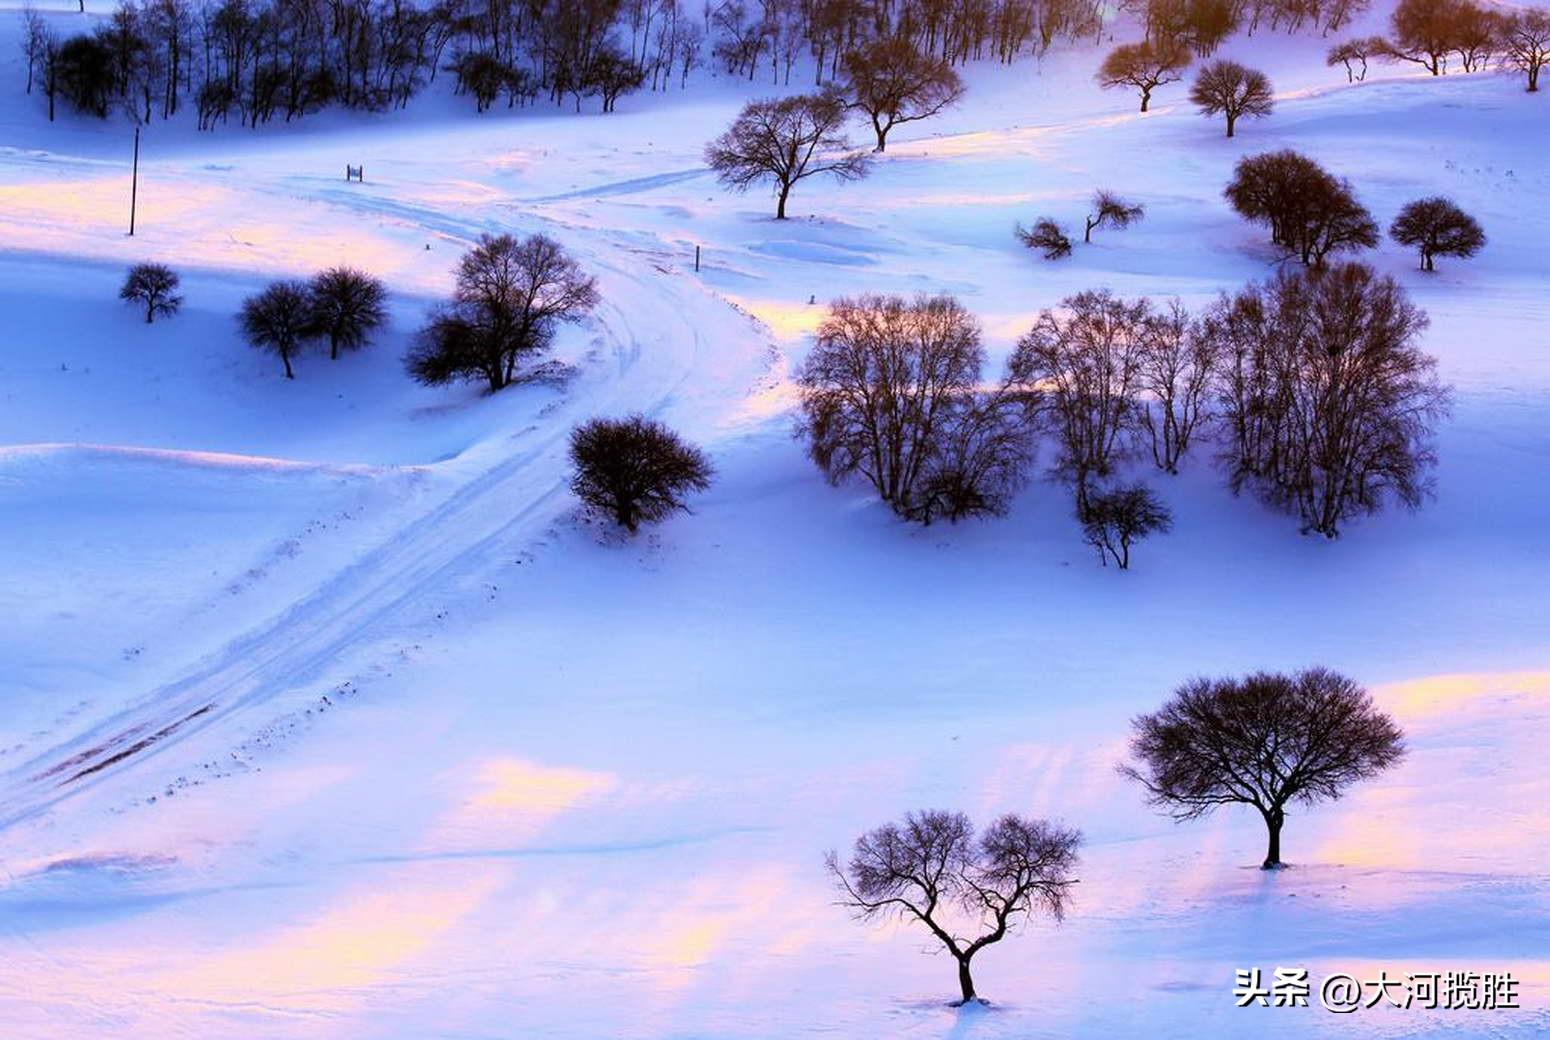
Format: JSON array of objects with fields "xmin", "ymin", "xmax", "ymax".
[{"xmin": 2, "ymin": 4, "xmax": 1549, "ymax": 1037}]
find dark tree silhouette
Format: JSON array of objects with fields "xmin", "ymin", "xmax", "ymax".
[
  {"xmin": 1138, "ymin": 299, "xmax": 1218, "ymax": 474},
  {"xmin": 1188, "ymin": 60, "xmax": 1273, "ymax": 137},
  {"xmin": 841, "ymin": 37, "xmax": 965, "ymax": 152},
  {"xmin": 704, "ymin": 91, "xmax": 871, "ymax": 218},
  {"xmin": 1096, "ymin": 39, "xmax": 1192, "ymax": 112},
  {"xmin": 828, "ymin": 810, "xmax": 1081, "ymax": 1004},
  {"xmin": 1120, "ymin": 668, "xmax": 1406, "ymax": 869},
  {"xmin": 1206, "ymin": 263, "xmax": 1450, "ymax": 537},
  {"xmin": 407, "ymin": 233, "xmax": 598, "ymax": 392},
  {"xmin": 1382, "ymin": 0, "xmax": 1480, "ymax": 75},
  {"xmin": 119, "ymin": 262, "xmax": 183, "ymax": 324},
  {"xmin": 1327, "ymin": 37, "xmax": 1385, "ymax": 81},
  {"xmin": 1015, "ymin": 217, "xmax": 1073, "ymax": 259},
  {"xmin": 569, "ymin": 415, "xmax": 713, "ymax": 533},
  {"xmin": 1081, "ymin": 483, "xmax": 1173, "ymax": 569},
  {"xmin": 308, "ymin": 266, "xmax": 387, "ymax": 359},
  {"xmin": 1501, "ymin": 9, "xmax": 1550, "ymax": 91},
  {"xmin": 798, "ymin": 294, "xmax": 1030, "ymax": 523},
  {"xmin": 1224, "ymin": 150, "xmax": 1378, "ymax": 266},
  {"xmin": 1083, "ymin": 190, "xmax": 1144, "ymax": 244},
  {"xmin": 240, "ymin": 280, "xmax": 313, "ymax": 379},
  {"xmin": 1389, "ymin": 197, "xmax": 1485, "ymax": 271},
  {"xmin": 1008, "ymin": 290, "xmax": 1149, "ymax": 515}
]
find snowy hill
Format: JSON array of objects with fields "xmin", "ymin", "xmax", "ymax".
[{"xmin": 1, "ymin": 1, "xmax": 1548, "ymax": 1036}]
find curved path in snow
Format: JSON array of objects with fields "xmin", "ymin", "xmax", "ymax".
[{"xmin": 0, "ymin": 200, "xmax": 771, "ymax": 831}]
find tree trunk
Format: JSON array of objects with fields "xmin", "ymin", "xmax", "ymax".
[
  {"xmin": 956, "ymin": 957, "xmax": 976, "ymax": 1004},
  {"xmin": 776, "ymin": 182, "xmax": 790, "ymax": 220},
  {"xmin": 1226, "ymin": 113, "xmax": 1236, "ymax": 137},
  {"xmin": 1262, "ymin": 808, "xmax": 1284, "ymax": 869},
  {"xmin": 282, "ymin": 353, "xmax": 295, "ymax": 379},
  {"xmin": 331, "ymin": 334, "xmax": 340, "ymax": 360},
  {"xmin": 1139, "ymin": 87, "xmax": 1151, "ymax": 112},
  {"xmin": 145, "ymin": 305, "xmax": 154, "ymax": 323}
]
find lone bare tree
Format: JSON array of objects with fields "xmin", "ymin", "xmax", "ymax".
[
  {"xmin": 704, "ymin": 91, "xmax": 870, "ymax": 218},
  {"xmin": 308, "ymin": 266, "xmax": 387, "ymax": 359},
  {"xmin": 240, "ymin": 280, "xmax": 314, "ymax": 379},
  {"xmin": 569, "ymin": 415, "xmax": 714, "ymax": 533},
  {"xmin": 119, "ymin": 262, "xmax": 183, "ymax": 324},
  {"xmin": 1206, "ymin": 263, "xmax": 1450, "ymax": 537},
  {"xmin": 798, "ymin": 294, "xmax": 1031, "ymax": 523},
  {"xmin": 1083, "ymin": 190, "xmax": 1144, "ymax": 243},
  {"xmin": 1120, "ymin": 668, "xmax": 1406, "ymax": 869},
  {"xmin": 1096, "ymin": 39, "xmax": 1192, "ymax": 112},
  {"xmin": 408, "ymin": 234, "xmax": 598, "ymax": 392},
  {"xmin": 1081, "ymin": 483, "xmax": 1173, "ymax": 569},
  {"xmin": 841, "ymin": 37, "xmax": 965, "ymax": 152},
  {"xmin": 1188, "ymin": 60, "xmax": 1273, "ymax": 137},
  {"xmin": 1500, "ymin": 9, "xmax": 1550, "ymax": 91},
  {"xmin": 828, "ymin": 810, "xmax": 1081, "ymax": 1004},
  {"xmin": 1389, "ymin": 196, "xmax": 1485, "ymax": 271}
]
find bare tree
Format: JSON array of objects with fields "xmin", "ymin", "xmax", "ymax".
[
  {"xmin": 1081, "ymin": 483, "xmax": 1173, "ymax": 568},
  {"xmin": 119, "ymin": 262, "xmax": 183, "ymax": 324},
  {"xmin": 569, "ymin": 415, "xmax": 713, "ymax": 532},
  {"xmin": 1327, "ymin": 37, "xmax": 1383, "ymax": 82},
  {"xmin": 1015, "ymin": 217, "xmax": 1074, "ymax": 259},
  {"xmin": 1120, "ymin": 668, "xmax": 1406, "ymax": 869},
  {"xmin": 1188, "ymin": 59, "xmax": 1272, "ymax": 137},
  {"xmin": 1096, "ymin": 38, "xmax": 1192, "ymax": 112},
  {"xmin": 1206, "ymin": 262, "xmax": 1451, "ymax": 537},
  {"xmin": 20, "ymin": 5, "xmax": 49, "ymax": 95},
  {"xmin": 912, "ymin": 391, "xmax": 1034, "ymax": 524},
  {"xmin": 1224, "ymin": 150, "xmax": 1378, "ymax": 266},
  {"xmin": 240, "ymin": 280, "xmax": 314, "ymax": 379},
  {"xmin": 1008, "ymin": 290, "xmax": 1149, "ymax": 515},
  {"xmin": 1390, "ymin": 197, "xmax": 1485, "ymax": 272},
  {"xmin": 841, "ymin": 37, "xmax": 965, "ymax": 152},
  {"xmin": 1138, "ymin": 299, "xmax": 1217, "ymax": 474},
  {"xmin": 407, "ymin": 234, "xmax": 598, "ymax": 392},
  {"xmin": 1500, "ymin": 9, "xmax": 1550, "ymax": 91},
  {"xmin": 704, "ymin": 90, "xmax": 870, "ymax": 219},
  {"xmin": 799, "ymin": 294, "xmax": 1029, "ymax": 523},
  {"xmin": 1083, "ymin": 190, "xmax": 1145, "ymax": 244},
  {"xmin": 827, "ymin": 810, "xmax": 1081, "ymax": 1004},
  {"xmin": 308, "ymin": 266, "xmax": 387, "ymax": 359},
  {"xmin": 1381, "ymin": 0, "xmax": 1483, "ymax": 75}
]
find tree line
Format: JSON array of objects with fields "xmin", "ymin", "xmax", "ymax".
[
  {"xmin": 14, "ymin": 0, "xmax": 1100, "ymax": 127},
  {"xmin": 795, "ymin": 256, "xmax": 1450, "ymax": 554}
]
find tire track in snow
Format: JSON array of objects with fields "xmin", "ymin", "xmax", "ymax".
[{"xmin": 0, "ymin": 205, "xmax": 765, "ymax": 832}]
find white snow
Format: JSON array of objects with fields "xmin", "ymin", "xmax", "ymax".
[{"xmin": 1, "ymin": 3, "xmax": 1548, "ymax": 1037}]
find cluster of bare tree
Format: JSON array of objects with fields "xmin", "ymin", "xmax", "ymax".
[
  {"xmin": 797, "ymin": 266, "xmax": 1448, "ymax": 553},
  {"xmin": 14, "ymin": 0, "xmax": 1106, "ymax": 127},
  {"xmin": 239, "ymin": 266, "xmax": 388, "ymax": 377},
  {"xmin": 1225, "ymin": 149, "xmax": 1487, "ymax": 275},
  {"xmin": 1326, "ymin": 0, "xmax": 1550, "ymax": 89},
  {"xmin": 832, "ymin": 665, "xmax": 1404, "ymax": 1003},
  {"xmin": 797, "ymin": 293, "xmax": 1034, "ymax": 525}
]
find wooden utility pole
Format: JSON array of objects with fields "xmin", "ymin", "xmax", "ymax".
[{"xmin": 128, "ymin": 126, "xmax": 140, "ymax": 236}]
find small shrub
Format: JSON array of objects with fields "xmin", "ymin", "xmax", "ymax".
[{"xmin": 569, "ymin": 415, "xmax": 714, "ymax": 533}]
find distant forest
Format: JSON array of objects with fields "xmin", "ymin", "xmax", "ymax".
[{"xmin": 17, "ymin": 0, "xmax": 1364, "ymax": 127}]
